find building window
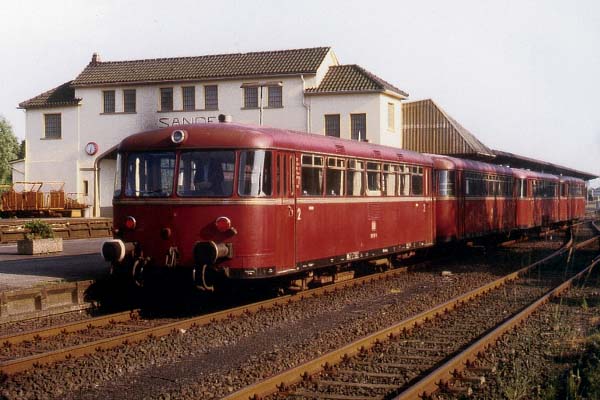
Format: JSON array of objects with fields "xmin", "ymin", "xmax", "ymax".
[
  {"xmin": 387, "ymin": 103, "xmax": 395, "ymax": 130},
  {"xmin": 83, "ymin": 180, "xmax": 89, "ymax": 196},
  {"xmin": 244, "ymin": 87, "xmax": 258, "ymax": 109},
  {"xmin": 324, "ymin": 114, "xmax": 340, "ymax": 137},
  {"xmin": 182, "ymin": 86, "xmax": 195, "ymax": 111},
  {"xmin": 351, "ymin": 113, "xmax": 367, "ymax": 141},
  {"xmin": 204, "ymin": 85, "xmax": 218, "ymax": 110},
  {"xmin": 268, "ymin": 85, "xmax": 282, "ymax": 108},
  {"xmin": 103, "ymin": 90, "xmax": 115, "ymax": 113},
  {"xmin": 160, "ymin": 87, "xmax": 173, "ymax": 111},
  {"xmin": 123, "ymin": 89, "xmax": 136, "ymax": 113},
  {"xmin": 44, "ymin": 114, "xmax": 61, "ymax": 139}
]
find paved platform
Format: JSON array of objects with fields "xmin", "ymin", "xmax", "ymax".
[{"xmin": 0, "ymin": 238, "xmax": 109, "ymax": 292}]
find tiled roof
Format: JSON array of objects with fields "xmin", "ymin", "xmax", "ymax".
[
  {"xmin": 71, "ymin": 47, "xmax": 332, "ymax": 86},
  {"xmin": 18, "ymin": 81, "xmax": 80, "ymax": 109},
  {"xmin": 305, "ymin": 65, "xmax": 408, "ymax": 97}
]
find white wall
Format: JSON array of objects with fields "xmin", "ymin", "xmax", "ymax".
[
  {"xmin": 308, "ymin": 93, "xmax": 382, "ymax": 142},
  {"xmin": 10, "ymin": 160, "xmax": 25, "ymax": 182},
  {"xmin": 26, "ymin": 76, "xmax": 314, "ymax": 214},
  {"xmin": 25, "ymin": 72, "xmax": 405, "ymax": 216},
  {"xmin": 25, "ymin": 106, "xmax": 80, "ymax": 193},
  {"xmin": 378, "ymin": 94, "xmax": 403, "ymax": 148}
]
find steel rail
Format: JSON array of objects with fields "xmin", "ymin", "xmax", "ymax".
[
  {"xmin": 0, "ymin": 231, "xmax": 571, "ymax": 376},
  {"xmin": 394, "ymin": 245, "xmax": 600, "ymax": 399},
  {"xmin": 221, "ymin": 230, "xmax": 576, "ymax": 400},
  {"xmin": 0, "ymin": 310, "xmax": 138, "ymax": 346},
  {"xmin": 0, "ymin": 262, "xmax": 414, "ymax": 375}
]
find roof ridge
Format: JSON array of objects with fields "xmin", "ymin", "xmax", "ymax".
[
  {"xmin": 93, "ymin": 46, "xmax": 331, "ymax": 65},
  {"xmin": 427, "ymin": 99, "xmax": 494, "ymax": 157},
  {"xmin": 352, "ymin": 64, "xmax": 408, "ymax": 96}
]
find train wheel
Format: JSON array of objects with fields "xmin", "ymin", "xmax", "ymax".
[{"xmin": 192, "ymin": 264, "xmax": 216, "ymax": 292}]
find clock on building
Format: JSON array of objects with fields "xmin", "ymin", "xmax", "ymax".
[{"xmin": 85, "ymin": 142, "xmax": 98, "ymax": 155}]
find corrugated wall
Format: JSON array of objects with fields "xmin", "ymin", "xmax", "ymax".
[{"xmin": 402, "ymin": 99, "xmax": 470, "ymax": 155}]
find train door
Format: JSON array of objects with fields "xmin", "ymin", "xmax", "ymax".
[
  {"xmin": 277, "ymin": 152, "xmax": 296, "ymax": 272},
  {"xmin": 565, "ymin": 183, "xmax": 572, "ymax": 220},
  {"xmin": 425, "ymin": 167, "xmax": 435, "ymax": 242},
  {"xmin": 457, "ymin": 170, "xmax": 465, "ymax": 238}
]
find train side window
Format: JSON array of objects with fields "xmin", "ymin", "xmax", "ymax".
[
  {"xmin": 289, "ymin": 156, "xmax": 295, "ymax": 196},
  {"xmin": 436, "ymin": 170, "xmax": 455, "ymax": 197},
  {"xmin": 517, "ymin": 179, "xmax": 526, "ymax": 198},
  {"xmin": 411, "ymin": 166, "xmax": 423, "ymax": 196},
  {"xmin": 238, "ymin": 150, "xmax": 272, "ymax": 197},
  {"xmin": 465, "ymin": 171, "xmax": 482, "ymax": 197},
  {"xmin": 275, "ymin": 155, "xmax": 281, "ymax": 197},
  {"xmin": 282, "ymin": 155, "xmax": 287, "ymax": 196},
  {"xmin": 398, "ymin": 165, "xmax": 410, "ymax": 196},
  {"xmin": 346, "ymin": 159, "xmax": 364, "ymax": 196},
  {"xmin": 326, "ymin": 157, "xmax": 344, "ymax": 196},
  {"xmin": 383, "ymin": 164, "xmax": 396, "ymax": 196},
  {"xmin": 301, "ymin": 154, "xmax": 324, "ymax": 196},
  {"xmin": 366, "ymin": 162, "xmax": 382, "ymax": 196}
]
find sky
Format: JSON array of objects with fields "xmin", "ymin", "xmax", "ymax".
[{"xmin": 1, "ymin": 0, "xmax": 599, "ymax": 184}]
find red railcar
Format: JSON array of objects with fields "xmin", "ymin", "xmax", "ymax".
[
  {"xmin": 432, "ymin": 155, "xmax": 515, "ymax": 242},
  {"xmin": 103, "ymin": 122, "xmax": 435, "ymax": 288},
  {"xmin": 560, "ymin": 177, "xmax": 586, "ymax": 221},
  {"xmin": 513, "ymin": 169, "xmax": 560, "ymax": 229}
]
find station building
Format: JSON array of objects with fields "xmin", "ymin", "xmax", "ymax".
[
  {"xmin": 17, "ymin": 47, "xmax": 597, "ymax": 218},
  {"xmin": 18, "ymin": 47, "xmax": 409, "ymax": 217}
]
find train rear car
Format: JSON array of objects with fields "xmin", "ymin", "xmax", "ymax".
[
  {"xmin": 513, "ymin": 169, "xmax": 559, "ymax": 229},
  {"xmin": 432, "ymin": 155, "xmax": 515, "ymax": 241}
]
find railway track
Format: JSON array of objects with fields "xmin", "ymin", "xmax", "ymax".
[
  {"xmin": 0, "ymin": 231, "xmax": 564, "ymax": 378},
  {"xmin": 221, "ymin": 222, "xmax": 599, "ymax": 400},
  {"xmin": 0, "ymin": 263, "xmax": 417, "ymax": 376}
]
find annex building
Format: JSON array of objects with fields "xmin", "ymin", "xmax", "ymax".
[{"xmin": 18, "ymin": 47, "xmax": 409, "ymax": 217}]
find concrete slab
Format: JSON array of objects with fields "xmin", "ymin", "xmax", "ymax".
[{"xmin": 0, "ymin": 238, "xmax": 109, "ymax": 292}]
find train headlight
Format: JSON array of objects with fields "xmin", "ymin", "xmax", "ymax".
[
  {"xmin": 171, "ymin": 129, "xmax": 187, "ymax": 144},
  {"xmin": 124, "ymin": 216, "xmax": 137, "ymax": 230},
  {"xmin": 215, "ymin": 216, "xmax": 232, "ymax": 233}
]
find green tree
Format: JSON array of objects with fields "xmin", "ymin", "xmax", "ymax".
[
  {"xmin": 0, "ymin": 116, "xmax": 20, "ymax": 184},
  {"xmin": 18, "ymin": 139, "xmax": 26, "ymax": 159}
]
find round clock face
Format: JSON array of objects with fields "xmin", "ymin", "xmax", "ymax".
[{"xmin": 85, "ymin": 142, "xmax": 98, "ymax": 155}]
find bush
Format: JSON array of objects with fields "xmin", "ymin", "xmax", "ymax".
[{"xmin": 24, "ymin": 220, "xmax": 54, "ymax": 239}]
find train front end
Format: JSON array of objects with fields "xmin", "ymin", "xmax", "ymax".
[{"xmin": 101, "ymin": 124, "xmax": 280, "ymax": 290}]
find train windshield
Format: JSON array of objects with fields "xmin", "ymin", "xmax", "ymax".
[
  {"xmin": 177, "ymin": 151, "xmax": 235, "ymax": 197},
  {"xmin": 124, "ymin": 152, "xmax": 176, "ymax": 197}
]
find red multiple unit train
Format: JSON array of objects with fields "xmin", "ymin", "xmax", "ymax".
[{"xmin": 102, "ymin": 122, "xmax": 586, "ymax": 290}]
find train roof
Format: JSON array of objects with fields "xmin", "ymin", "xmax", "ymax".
[
  {"xmin": 559, "ymin": 175, "xmax": 585, "ymax": 184},
  {"xmin": 429, "ymin": 154, "xmax": 514, "ymax": 175},
  {"xmin": 511, "ymin": 168, "xmax": 560, "ymax": 181},
  {"xmin": 118, "ymin": 122, "xmax": 434, "ymax": 165}
]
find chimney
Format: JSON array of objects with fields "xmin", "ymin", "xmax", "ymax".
[{"xmin": 91, "ymin": 53, "xmax": 101, "ymax": 65}]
